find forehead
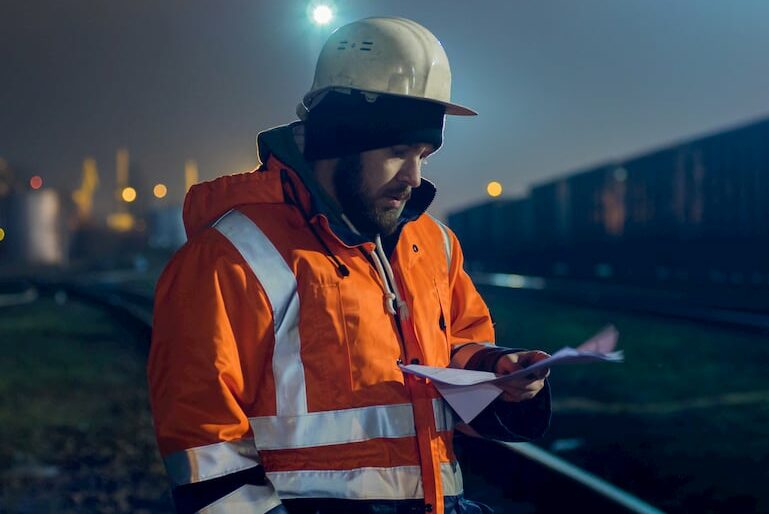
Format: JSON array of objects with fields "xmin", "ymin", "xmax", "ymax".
[{"xmin": 391, "ymin": 142, "xmax": 437, "ymax": 154}]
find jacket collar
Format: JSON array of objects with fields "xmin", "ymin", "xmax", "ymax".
[{"xmin": 257, "ymin": 123, "xmax": 436, "ymax": 247}]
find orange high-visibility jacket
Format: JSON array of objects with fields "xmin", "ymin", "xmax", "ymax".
[{"xmin": 149, "ymin": 126, "xmax": 509, "ymax": 513}]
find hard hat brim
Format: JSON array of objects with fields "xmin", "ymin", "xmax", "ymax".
[{"xmin": 303, "ymin": 87, "xmax": 477, "ymax": 117}]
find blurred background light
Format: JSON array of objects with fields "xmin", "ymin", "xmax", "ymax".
[
  {"xmin": 0, "ymin": 227, "xmax": 5, "ymax": 242},
  {"xmin": 184, "ymin": 160, "xmax": 199, "ymax": 192},
  {"xmin": 153, "ymin": 183, "xmax": 168, "ymax": 199},
  {"xmin": 29, "ymin": 175, "xmax": 43, "ymax": 190},
  {"xmin": 121, "ymin": 186, "xmax": 137, "ymax": 203},
  {"xmin": 106, "ymin": 212, "xmax": 135, "ymax": 232},
  {"xmin": 486, "ymin": 181, "xmax": 503, "ymax": 197},
  {"xmin": 312, "ymin": 4, "xmax": 333, "ymax": 25}
]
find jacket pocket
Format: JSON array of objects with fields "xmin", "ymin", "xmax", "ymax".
[
  {"xmin": 434, "ymin": 277, "xmax": 451, "ymax": 342},
  {"xmin": 300, "ymin": 281, "xmax": 359, "ymax": 402}
]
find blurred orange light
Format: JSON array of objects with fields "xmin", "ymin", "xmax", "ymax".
[
  {"xmin": 0, "ymin": 228, "xmax": 5, "ymax": 242},
  {"xmin": 486, "ymin": 181, "xmax": 503, "ymax": 197},
  {"xmin": 153, "ymin": 183, "xmax": 168, "ymax": 199},
  {"xmin": 107, "ymin": 213, "xmax": 135, "ymax": 232},
  {"xmin": 30, "ymin": 176, "xmax": 43, "ymax": 190},
  {"xmin": 121, "ymin": 186, "xmax": 137, "ymax": 203}
]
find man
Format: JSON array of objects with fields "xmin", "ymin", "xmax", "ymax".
[{"xmin": 148, "ymin": 17, "xmax": 551, "ymax": 514}]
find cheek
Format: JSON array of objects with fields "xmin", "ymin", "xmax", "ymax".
[{"xmin": 361, "ymin": 153, "xmax": 402, "ymax": 184}]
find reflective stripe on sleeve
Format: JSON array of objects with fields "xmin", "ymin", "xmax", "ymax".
[
  {"xmin": 214, "ymin": 210, "xmax": 307, "ymax": 417},
  {"xmin": 164, "ymin": 439, "xmax": 260, "ymax": 486},
  {"xmin": 198, "ymin": 484, "xmax": 284, "ymax": 514},
  {"xmin": 268, "ymin": 462, "xmax": 463, "ymax": 500}
]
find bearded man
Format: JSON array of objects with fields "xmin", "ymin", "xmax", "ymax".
[{"xmin": 149, "ymin": 17, "xmax": 551, "ymax": 514}]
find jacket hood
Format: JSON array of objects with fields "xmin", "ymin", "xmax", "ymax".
[
  {"xmin": 181, "ymin": 165, "xmax": 286, "ymax": 239},
  {"xmin": 182, "ymin": 123, "xmax": 436, "ymax": 242}
]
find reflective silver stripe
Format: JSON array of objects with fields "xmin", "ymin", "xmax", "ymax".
[
  {"xmin": 251, "ymin": 400, "xmax": 458, "ymax": 450},
  {"xmin": 429, "ymin": 215, "xmax": 452, "ymax": 271},
  {"xmin": 268, "ymin": 462, "xmax": 463, "ymax": 500},
  {"xmin": 432, "ymin": 398, "xmax": 457, "ymax": 433},
  {"xmin": 198, "ymin": 484, "xmax": 283, "ymax": 514},
  {"xmin": 251, "ymin": 403, "xmax": 417, "ymax": 450},
  {"xmin": 443, "ymin": 460, "xmax": 464, "ymax": 497},
  {"xmin": 215, "ymin": 210, "xmax": 307, "ymax": 416},
  {"xmin": 164, "ymin": 439, "xmax": 260, "ymax": 486}
]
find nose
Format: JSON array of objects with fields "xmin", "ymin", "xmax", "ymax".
[{"xmin": 398, "ymin": 155, "xmax": 422, "ymax": 188}]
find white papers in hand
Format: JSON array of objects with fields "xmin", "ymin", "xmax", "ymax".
[{"xmin": 399, "ymin": 325, "xmax": 623, "ymax": 423}]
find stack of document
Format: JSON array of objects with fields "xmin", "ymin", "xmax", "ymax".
[{"xmin": 400, "ymin": 325, "xmax": 623, "ymax": 422}]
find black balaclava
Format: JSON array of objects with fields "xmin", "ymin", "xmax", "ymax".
[{"xmin": 303, "ymin": 89, "xmax": 445, "ymax": 161}]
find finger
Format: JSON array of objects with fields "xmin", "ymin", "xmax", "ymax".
[
  {"xmin": 518, "ymin": 350, "xmax": 550, "ymax": 367},
  {"xmin": 501, "ymin": 375, "xmax": 546, "ymax": 389},
  {"xmin": 500, "ymin": 379, "xmax": 545, "ymax": 395},
  {"xmin": 495, "ymin": 354, "xmax": 523, "ymax": 375},
  {"xmin": 525, "ymin": 367, "xmax": 550, "ymax": 381},
  {"xmin": 500, "ymin": 389, "xmax": 539, "ymax": 402}
]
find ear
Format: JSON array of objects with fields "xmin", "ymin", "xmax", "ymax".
[
  {"xmin": 311, "ymin": 158, "xmax": 342, "ymax": 207},
  {"xmin": 312, "ymin": 158, "xmax": 339, "ymax": 177}
]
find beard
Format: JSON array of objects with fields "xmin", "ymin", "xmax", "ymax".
[{"xmin": 332, "ymin": 155, "xmax": 409, "ymax": 236}]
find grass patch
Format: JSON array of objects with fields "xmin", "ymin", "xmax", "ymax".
[{"xmin": 0, "ymin": 297, "xmax": 172, "ymax": 513}]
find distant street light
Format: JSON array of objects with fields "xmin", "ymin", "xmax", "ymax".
[
  {"xmin": 0, "ymin": 227, "xmax": 5, "ymax": 242},
  {"xmin": 153, "ymin": 183, "xmax": 168, "ymax": 199},
  {"xmin": 121, "ymin": 186, "xmax": 137, "ymax": 203},
  {"xmin": 312, "ymin": 4, "xmax": 333, "ymax": 25},
  {"xmin": 486, "ymin": 181, "xmax": 503, "ymax": 198}
]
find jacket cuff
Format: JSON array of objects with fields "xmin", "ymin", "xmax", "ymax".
[
  {"xmin": 469, "ymin": 381, "xmax": 552, "ymax": 442},
  {"xmin": 172, "ymin": 466, "xmax": 279, "ymax": 513},
  {"xmin": 464, "ymin": 346, "xmax": 521, "ymax": 373},
  {"xmin": 464, "ymin": 347, "xmax": 552, "ymax": 442}
]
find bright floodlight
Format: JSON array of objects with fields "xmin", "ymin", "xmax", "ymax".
[{"xmin": 312, "ymin": 5, "xmax": 333, "ymax": 25}]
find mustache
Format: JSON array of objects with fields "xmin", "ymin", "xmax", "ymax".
[{"xmin": 384, "ymin": 186, "xmax": 411, "ymax": 201}]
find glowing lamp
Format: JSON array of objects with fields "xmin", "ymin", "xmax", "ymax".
[
  {"xmin": 486, "ymin": 181, "xmax": 503, "ymax": 198},
  {"xmin": 153, "ymin": 184, "xmax": 168, "ymax": 199},
  {"xmin": 312, "ymin": 5, "xmax": 333, "ymax": 25},
  {"xmin": 121, "ymin": 186, "xmax": 137, "ymax": 203}
]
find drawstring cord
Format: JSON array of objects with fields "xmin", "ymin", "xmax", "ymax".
[
  {"xmin": 373, "ymin": 234, "xmax": 410, "ymax": 320},
  {"xmin": 333, "ymin": 188, "xmax": 410, "ymax": 320}
]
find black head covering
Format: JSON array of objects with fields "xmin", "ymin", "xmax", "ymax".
[{"xmin": 303, "ymin": 90, "xmax": 445, "ymax": 161}]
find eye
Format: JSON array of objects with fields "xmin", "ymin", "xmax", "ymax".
[{"xmin": 390, "ymin": 145, "xmax": 410, "ymax": 158}]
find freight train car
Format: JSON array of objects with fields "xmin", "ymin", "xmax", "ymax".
[{"xmin": 448, "ymin": 116, "xmax": 769, "ymax": 302}]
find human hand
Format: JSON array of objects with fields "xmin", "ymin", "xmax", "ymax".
[{"xmin": 495, "ymin": 350, "xmax": 550, "ymax": 402}]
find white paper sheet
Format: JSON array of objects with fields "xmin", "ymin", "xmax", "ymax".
[{"xmin": 399, "ymin": 325, "xmax": 623, "ymax": 423}]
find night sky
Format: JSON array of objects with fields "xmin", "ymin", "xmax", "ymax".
[{"xmin": 2, "ymin": 1, "xmax": 769, "ymax": 218}]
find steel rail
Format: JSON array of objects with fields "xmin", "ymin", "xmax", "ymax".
[
  {"xmin": 473, "ymin": 271, "xmax": 769, "ymax": 333},
  {"xmin": 501, "ymin": 441, "xmax": 666, "ymax": 514}
]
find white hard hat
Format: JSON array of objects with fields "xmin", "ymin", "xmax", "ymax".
[{"xmin": 300, "ymin": 17, "xmax": 477, "ymax": 117}]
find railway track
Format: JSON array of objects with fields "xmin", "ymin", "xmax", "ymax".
[
  {"xmin": 12, "ymin": 275, "xmax": 666, "ymax": 514},
  {"xmin": 473, "ymin": 271, "xmax": 769, "ymax": 334}
]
